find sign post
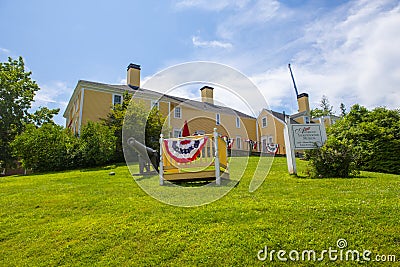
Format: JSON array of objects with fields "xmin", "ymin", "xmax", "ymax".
[
  {"xmin": 284, "ymin": 118, "xmax": 327, "ymax": 175},
  {"xmin": 284, "ymin": 117, "xmax": 297, "ymax": 175}
]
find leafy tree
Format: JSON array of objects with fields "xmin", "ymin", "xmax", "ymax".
[
  {"xmin": 103, "ymin": 92, "xmax": 142, "ymax": 161},
  {"xmin": 12, "ymin": 121, "xmax": 116, "ymax": 172},
  {"xmin": 0, "ymin": 57, "xmax": 40, "ymax": 169},
  {"xmin": 11, "ymin": 123, "xmax": 78, "ymax": 172},
  {"xmin": 103, "ymin": 92, "xmax": 167, "ymax": 161},
  {"xmin": 80, "ymin": 121, "xmax": 116, "ymax": 166},
  {"xmin": 339, "ymin": 103, "xmax": 346, "ymax": 117},
  {"xmin": 310, "ymin": 95, "xmax": 334, "ymax": 118},
  {"xmin": 145, "ymin": 107, "xmax": 166, "ymax": 151},
  {"xmin": 307, "ymin": 104, "xmax": 400, "ymax": 176},
  {"xmin": 331, "ymin": 105, "xmax": 400, "ymax": 174},
  {"xmin": 29, "ymin": 106, "xmax": 60, "ymax": 126}
]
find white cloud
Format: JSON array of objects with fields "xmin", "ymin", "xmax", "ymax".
[
  {"xmin": 291, "ymin": 0, "xmax": 400, "ymax": 110},
  {"xmin": 216, "ymin": 0, "xmax": 282, "ymax": 39},
  {"xmin": 192, "ymin": 36, "xmax": 233, "ymax": 49},
  {"xmin": 34, "ymin": 81, "xmax": 71, "ymax": 106},
  {"xmin": 174, "ymin": 0, "xmax": 249, "ymax": 11},
  {"xmin": 0, "ymin": 47, "xmax": 10, "ymax": 54},
  {"xmin": 234, "ymin": 1, "xmax": 400, "ymax": 114},
  {"xmin": 141, "ymin": 62, "xmax": 269, "ymax": 117},
  {"xmin": 33, "ymin": 81, "xmax": 74, "ymax": 125}
]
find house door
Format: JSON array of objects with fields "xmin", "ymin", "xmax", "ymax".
[{"xmin": 261, "ymin": 136, "xmax": 268, "ymax": 153}]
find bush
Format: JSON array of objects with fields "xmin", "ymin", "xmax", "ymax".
[
  {"xmin": 12, "ymin": 122, "xmax": 117, "ymax": 172},
  {"xmin": 11, "ymin": 124, "xmax": 77, "ymax": 172},
  {"xmin": 329, "ymin": 105, "xmax": 400, "ymax": 174},
  {"xmin": 79, "ymin": 122, "xmax": 116, "ymax": 167},
  {"xmin": 305, "ymin": 137, "xmax": 363, "ymax": 178}
]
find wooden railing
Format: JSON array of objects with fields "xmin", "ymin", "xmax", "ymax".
[{"xmin": 159, "ymin": 128, "xmax": 228, "ymax": 185}]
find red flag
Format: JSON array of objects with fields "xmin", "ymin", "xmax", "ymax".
[{"xmin": 182, "ymin": 120, "xmax": 190, "ymax": 137}]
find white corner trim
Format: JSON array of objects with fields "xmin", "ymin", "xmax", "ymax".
[{"xmin": 78, "ymin": 88, "xmax": 85, "ymax": 134}]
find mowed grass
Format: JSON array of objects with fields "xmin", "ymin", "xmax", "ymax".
[{"xmin": 1, "ymin": 157, "xmax": 399, "ymax": 266}]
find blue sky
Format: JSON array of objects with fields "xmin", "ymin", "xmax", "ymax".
[{"xmin": 1, "ymin": 0, "xmax": 399, "ymax": 125}]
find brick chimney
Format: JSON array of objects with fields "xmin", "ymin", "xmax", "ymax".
[
  {"xmin": 297, "ymin": 93, "xmax": 310, "ymax": 114},
  {"xmin": 127, "ymin": 63, "xmax": 141, "ymax": 88},
  {"xmin": 200, "ymin": 86, "xmax": 214, "ymax": 104}
]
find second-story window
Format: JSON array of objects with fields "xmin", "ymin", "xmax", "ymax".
[
  {"xmin": 262, "ymin": 117, "xmax": 267, "ymax": 128},
  {"xmin": 113, "ymin": 94, "xmax": 122, "ymax": 106},
  {"xmin": 236, "ymin": 117, "xmax": 240, "ymax": 128},
  {"xmin": 174, "ymin": 107, "xmax": 181, "ymax": 118}
]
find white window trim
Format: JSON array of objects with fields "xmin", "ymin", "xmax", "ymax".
[
  {"xmin": 236, "ymin": 117, "xmax": 240, "ymax": 128},
  {"xmin": 268, "ymin": 136, "xmax": 274, "ymax": 144},
  {"xmin": 236, "ymin": 136, "xmax": 241, "ymax": 149},
  {"xmin": 261, "ymin": 136, "xmax": 268, "ymax": 153},
  {"xmin": 173, "ymin": 128, "xmax": 182, "ymax": 138},
  {"xmin": 112, "ymin": 93, "xmax": 123, "ymax": 106},
  {"xmin": 216, "ymin": 113, "xmax": 220, "ymax": 125},
  {"xmin": 151, "ymin": 100, "xmax": 159, "ymax": 109},
  {"xmin": 262, "ymin": 116, "xmax": 267, "ymax": 128},
  {"xmin": 174, "ymin": 107, "xmax": 182, "ymax": 119},
  {"xmin": 78, "ymin": 88, "xmax": 85, "ymax": 134}
]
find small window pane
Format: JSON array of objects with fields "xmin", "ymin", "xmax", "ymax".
[
  {"xmin": 236, "ymin": 117, "xmax": 240, "ymax": 128},
  {"xmin": 174, "ymin": 107, "xmax": 181, "ymax": 118},
  {"xmin": 113, "ymin": 95, "xmax": 122, "ymax": 105},
  {"xmin": 173, "ymin": 129, "xmax": 181, "ymax": 138},
  {"xmin": 262, "ymin": 117, "xmax": 267, "ymax": 128}
]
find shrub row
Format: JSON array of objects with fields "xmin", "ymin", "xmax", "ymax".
[{"xmin": 12, "ymin": 122, "xmax": 116, "ymax": 172}]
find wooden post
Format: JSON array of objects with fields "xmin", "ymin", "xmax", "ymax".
[
  {"xmin": 284, "ymin": 116, "xmax": 297, "ymax": 175},
  {"xmin": 159, "ymin": 134, "xmax": 164, "ymax": 185},
  {"xmin": 214, "ymin": 128, "xmax": 221, "ymax": 185}
]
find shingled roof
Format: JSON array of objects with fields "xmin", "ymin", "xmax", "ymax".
[{"xmin": 75, "ymin": 80, "xmax": 255, "ymax": 119}]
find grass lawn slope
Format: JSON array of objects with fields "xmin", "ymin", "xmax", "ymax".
[{"xmin": 1, "ymin": 157, "xmax": 399, "ymax": 266}]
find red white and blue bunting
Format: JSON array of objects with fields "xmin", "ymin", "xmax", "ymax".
[
  {"xmin": 266, "ymin": 143, "xmax": 279, "ymax": 154},
  {"xmin": 163, "ymin": 136, "xmax": 208, "ymax": 163}
]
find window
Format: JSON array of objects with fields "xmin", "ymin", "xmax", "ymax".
[
  {"xmin": 236, "ymin": 117, "xmax": 240, "ymax": 128},
  {"xmin": 174, "ymin": 107, "xmax": 181, "ymax": 118},
  {"xmin": 262, "ymin": 116, "xmax": 267, "ymax": 128},
  {"xmin": 151, "ymin": 100, "xmax": 159, "ymax": 109},
  {"xmin": 268, "ymin": 136, "xmax": 273, "ymax": 144},
  {"xmin": 73, "ymin": 98, "xmax": 78, "ymax": 113},
  {"xmin": 216, "ymin": 113, "xmax": 220, "ymax": 125},
  {"xmin": 113, "ymin": 94, "xmax": 122, "ymax": 106},
  {"xmin": 304, "ymin": 116, "xmax": 310, "ymax": 124},
  {"xmin": 236, "ymin": 136, "xmax": 241, "ymax": 149},
  {"xmin": 194, "ymin": 130, "xmax": 205, "ymax": 135},
  {"xmin": 261, "ymin": 137, "xmax": 267, "ymax": 153},
  {"xmin": 173, "ymin": 129, "xmax": 181, "ymax": 138}
]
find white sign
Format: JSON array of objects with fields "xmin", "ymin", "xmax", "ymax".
[{"xmin": 290, "ymin": 124, "xmax": 326, "ymax": 150}]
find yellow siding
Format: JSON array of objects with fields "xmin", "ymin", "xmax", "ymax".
[
  {"xmin": 159, "ymin": 102, "xmax": 169, "ymax": 116},
  {"xmin": 297, "ymin": 96, "xmax": 310, "ymax": 113},
  {"xmin": 257, "ymin": 110, "xmax": 286, "ymax": 155},
  {"xmin": 81, "ymin": 90, "xmax": 112, "ymax": 125},
  {"xmin": 167, "ymin": 105, "xmax": 255, "ymax": 150}
]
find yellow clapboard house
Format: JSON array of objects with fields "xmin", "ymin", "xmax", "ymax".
[{"xmin": 63, "ymin": 63, "xmax": 335, "ymax": 155}]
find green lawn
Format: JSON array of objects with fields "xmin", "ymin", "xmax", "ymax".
[{"xmin": 1, "ymin": 157, "xmax": 399, "ymax": 266}]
